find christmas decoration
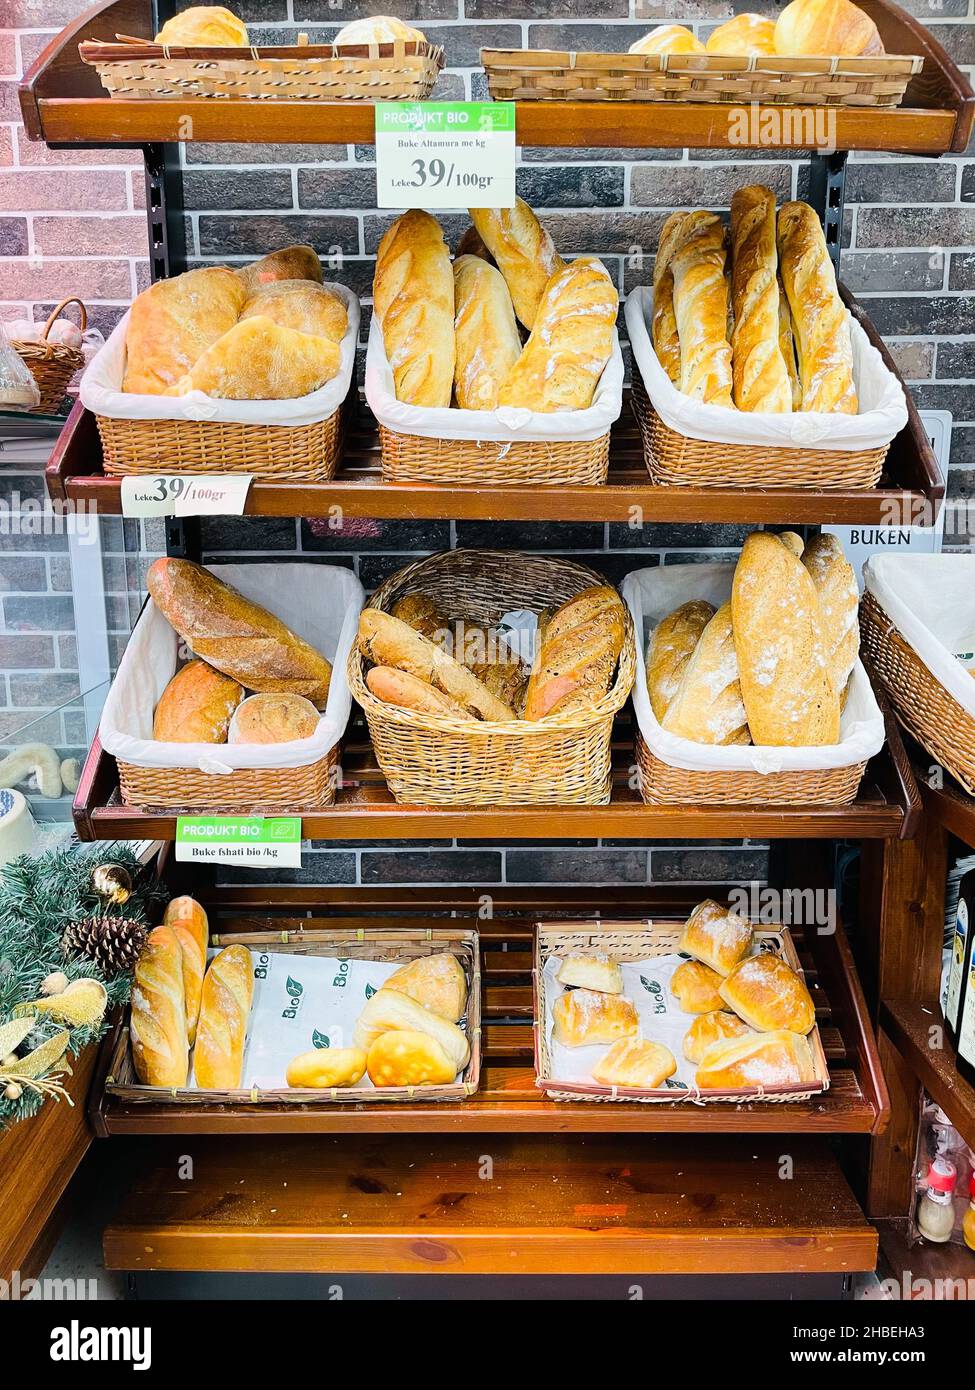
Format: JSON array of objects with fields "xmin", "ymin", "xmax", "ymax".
[
  {"xmin": 40, "ymin": 970, "xmax": 68, "ymax": 996},
  {"xmin": 90, "ymin": 862, "xmax": 132, "ymax": 907},
  {"xmin": 62, "ymin": 916, "xmax": 147, "ymax": 973},
  {"xmin": 16, "ymin": 978, "xmax": 108, "ymax": 1029}
]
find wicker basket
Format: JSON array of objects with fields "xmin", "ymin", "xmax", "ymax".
[
  {"xmin": 635, "ymin": 731, "xmax": 866, "ymax": 807},
  {"xmin": 117, "ymin": 742, "xmax": 340, "ymax": 813},
  {"xmin": 534, "ymin": 921, "xmax": 829, "ymax": 1103},
  {"xmin": 378, "ymin": 423, "xmax": 611, "ymax": 486},
  {"xmin": 9, "ymin": 297, "xmax": 86, "ymax": 415},
  {"xmin": 80, "ymin": 34, "xmax": 445, "ymax": 101},
  {"xmin": 861, "ymin": 591, "xmax": 975, "ymax": 796},
  {"xmin": 482, "ymin": 47, "xmax": 922, "ymax": 107},
  {"xmin": 349, "ymin": 549, "xmax": 636, "ymax": 806},
  {"xmin": 105, "ymin": 926, "xmax": 481, "ymax": 1105},
  {"xmin": 631, "ymin": 368, "xmax": 887, "ymax": 490}
]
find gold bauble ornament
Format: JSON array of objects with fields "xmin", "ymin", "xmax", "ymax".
[
  {"xmin": 2, "ymin": 1053, "xmax": 17, "ymax": 1068},
  {"xmin": 90, "ymin": 862, "xmax": 132, "ymax": 907},
  {"xmin": 3, "ymin": 1082, "xmax": 22, "ymax": 1101}
]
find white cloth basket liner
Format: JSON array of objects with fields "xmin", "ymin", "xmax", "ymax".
[
  {"xmin": 79, "ymin": 282, "xmax": 359, "ymax": 427},
  {"xmin": 364, "ymin": 307, "xmax": 624, "ymax": 444},
  {"xmin": 100, "ymin": 563, "xmax": 365, "ymax": 773},
  {"xmin": 625, "ymin": 285, "xmax": 907, "ymax": 453},
  {"xmin": 622, "ymin": 561, "xmax": 886, "ymax": 775},
  {"xmin": 864, "ymin": 553, "xmax": 975, "ymax": 719}
]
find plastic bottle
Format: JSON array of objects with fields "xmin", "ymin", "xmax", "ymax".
[
  {"xmin": 964, "ymin": 1172, "xmax": 975, "ymax": 1253},
  {"xmin": 917, "ymin": 1157, "xmax": 957, "ymax": 1243}
]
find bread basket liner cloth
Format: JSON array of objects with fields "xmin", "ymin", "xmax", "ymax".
[
  {"xmin": 80, "ymin": 283, "xmax": 359, "ymax": 426},
  {"xmin": 364, "ymin": 309, "xmax": 624, "ymax": 444},
  {"xmin": 864, "ymin": 553, "xmax": 975, "ymax": 718},
  {"xmin": 622, "ymin": 561, "xmax": 886, "ymax": 775},
  {"xmin": 625, "ymin": 286, "xmax": 907, "ymax": 452},
  {"xmin": 99, "ymin": 563, "xmax": 364, "ymax": 773}
]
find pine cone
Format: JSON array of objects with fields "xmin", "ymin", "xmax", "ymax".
[{"xmin": 62, "ymin": 916, "xmax": 148, "ymax": 974}]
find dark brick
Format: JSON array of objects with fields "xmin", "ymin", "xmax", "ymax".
[
  {"xmin": 949, "ymin": 252, "xmax": 975, "ymax": 291},
  {"xmin": 363, "ymin": 212, "xmax": 469, "ymax": 255},
  {"xmin": 357, "ymin": 553, "xmax": 444, "ymax": 591},
  {"xmin": 293, "ymin": 0, "xmax": 459, "ymax": 19},
  {"xmin": 856, "ymin": 294, "xmax": 974, "ymax": 337},
  {"xmin": 524, "ymin": 147, "xmax": 681, "ymax": 163},
  {"xmin": 847, "ymin": 162, "xmax": 957, "ymax": 205},
  {"xmin": 360, "ymin": 851, "xmax": 503, "ymax": 884},
  {"xmin": 0, "ymin": 524, "xmax": 68, "ymax": 555},
  {"xmin": 0, "ymin": 635, "xmax": 55, "ymax": 669},
  {"xmin": 926, "ymin": 25, "xmax": 975, "ymax": 66},
  {"xmin": 199, "ymin": 517, "xmax": 299, "ymax": 552},
  {"xmin": 186, "ymin": 143, "xmax": 346, "ymax": 165},
  {"xmin": 950, "ymin": 427, "xmax": 975, "ymax": 471},
  {"xmin": 0, "ymin": 219, "xmax": 28, "ymax": 256},
  {"xmin": 469, "ymin": 0, "xmax": 626, "ymax": 14},
  {"xmin": 909, "ymin": 385, "xmax": 975, "ymax": 423},
  {"xmin": 609, "ymin": 522, "xmax": 751, "ymax": 550},
  {"xmin": 0, "ymin": 474, "xmax": 46, "ymax": 504},
  {"xmin": 454, "ymin": 521, "xmax": 605, "ymax": 551},
  {"xmin": 651, "ymin": 848, "xmax": 769, "ymax": 882},
  {"xmin": 690, "ymin": 144, "xmax": 794, "ymax": 162},
  {"xmin": 839, "ymin": 250, "xmax": 944, "ymax": 295},
  {"xmin": 528, "ymin": 22, "xmax": 684, "ymax": 49},
  {"xmin": 199, "ymin": 214, "xmax": 360, "ymax": 258},
  {"xmin": 2, "ymin": 595, "xmax": 76, "ymax": 632},
  {"xmin": 593, "ymin": 553, "xmax": 662, "ymax": 585},
  {"xmin": 301, "ymin": 517, "xmax": 449, "ymax": 552},
  {"xmin": 516, "ymin": 165, "xmax": 624, "ymax": 208},
  {"xmin": 536, "ymin": 209, "xmax": 671, "ymax": 255},
  {"xmin": 856, "ymin": 207, "xmax": 975, "ymax": 250},
  {"xmin": 938, "ymin": 342, "xmax": 975, "ymax": 380},
  {"xmin": 218, "ymin": 853, "xmax": 357, "ymax": 887},
  {"xmin": 238, "ymin": 0, "xmax": 289, "ymax": 18},
  {"xmin": 630, "ymin": 163, "xmax": 791, "ymax": 208},
  {"xmin": 947, "ymin": 464, "xmax": 975, "ymax": 498},
  {"xmin": 964, "ymin": 165, "xmax": 975, "ymax": 203},
  {"xmin": 9, "ymin": 673, "xmax": 80, "ymax": 707},
  {"xmin": 420, "ymin": 25, "xmax": 522, "ymax": 66},
  {"xmin": 506, "ymin": 849, "xmax": 649, "ymax": 884},
  {"xmin": 298, "ymin": 167, "xmax": 378, "ymax": 211},
  {"xmin": 0, "ymin": 557, "xmax": 47, "ymax": 592},
  {"xmin": 886, "ymin": 341, "xmax": 934, "ymax": 383},
  {"xmin": 182, "ymin": 169, "xmax": 294, "ymax": 211}
]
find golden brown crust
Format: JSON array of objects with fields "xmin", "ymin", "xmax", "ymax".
[
  {"xmin": 661, "ymin": 602, "xmax": 750, "ymax": 746},
  {"xmin": 131, "ymin": 925, "xmax": 188, "ymax": 1088},
  {"xmin": 452, "ymin": 255, "xmax": 522, "ymax": 411},
  {"xmin": 629, "ymin": 25, "xmax": 704, "ymax": 54},
  {"xmin": 152, "ymin": 659, "xmax": 243, "ymax": 743},
  {"xmin": 730, "ymin": 185, "xmax": 793, "ymax": 413},
  {"xmin": 123, "ymin": 267, "xmax": 246, "ymax": 396},
  {"xmin": 671, "ymin": 959, "xmax": 726, "ymax": 1014},
  {"xmin": 469, "ymin": 198, "xmax": 564, "ymax": 330},
  {"xmin": 777, "ymin": 201, "xmax": 857, "ymax": 414},
  {"xmin": 373, "ymin": 210, "xmax": 455, "ymax": 407},
  {"xmin": 719, "ymin": 952, "xmax": 816, "ymax": 1034},
  {"xmin": 353, "ymin": 987, "xmax": 470, "ymax": 1072},
  {"xmin": 706, "ymin": 14, "xmax": 776, "ymax": 54},
  {"xmin": 678, "ymin": 898, "xmax": 753, "ymax": 977},
  {"xmin": 646, "ymin": 600, "xmax": 716, "ymax": 721},
  {"xmin": 524, "ymin": 584, "xmax": 627, "ymax": 722},
  {"xmin": 670, "ymin": 215, "xmax": 735, "ymax": 408},
  {"xmin": 802, "ymin": 532, "xmax": 859, "ymax": 700},
  {"xmin": 591, "ymin": 1038, "xmax": 677, "ymax": 1088},
  {"xmin": 155, "ymin": 6, "xmax": 249, "ymax": 45},
  {"xmin": 286, "ymin": 1047, "xmax": 367, "ymax": 1088},
  {"xmin": 774, "ymin": 0, "xmax": 884, "ymax": 56},
  {"xmin": 162, "ymin": 896, "xmax": 209, "ymax": 1049},
  {"xmin": 228, "ymin": 693, "xmax": 320, "ymax": 744},
  {"xmin": 695, "ymin": 1029, "xmax": 816, "ymax": 1089},
  {"xmin": 552, "ymin": 988, "xmax": 639, "ymax": 1047},
  {"xmin": 385, "ymin": 952, "xmax": 468, "ymax": 1022},
  {"xmin": 358, "ymin": 609, "xmax": 515, "ymax": 721},
  {"xmin": 240, "ymin": 279, "xmax": 348, "ymax": 343},
  {"xmin": 366, "ymin": 1029, "xmax": 456, "ymax": 1087},
  {"xmin": 236, "ymin": 245, "xmax": 322, "ymax": 294},
  {"xmin": 172, "ymin": 316, "xmax": 341, "ymax": 400},
  {"xmin": 193, "ymin": 944, "xmax": 254, "ymax": 1090},
  {"xmin": 682, "ymin": 1010, "xmax": 754, "ymax": 1065}
]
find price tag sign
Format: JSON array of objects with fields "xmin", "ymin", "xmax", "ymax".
[
  {"xmin": 375, "ymin": 101, "xmax": 515, "ymax": 209},
  {"xmin": 175, "ymin": 815, "xmax": 302, "ymax": 868},
  {"xmin": 121, "ymin": 473, "xmax": 253, "ymax": 519}
]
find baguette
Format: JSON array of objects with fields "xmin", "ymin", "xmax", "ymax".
[
  {"xmin": 524, "ymin": 585, "xmax": 627, "ymax": 721},
  {"xmin": 193, "ymin": 944, "xmax": 254, "ymax": 1090},
  {"xmin": 469, "ymin": 199, "xmax": 564, "ymax": 330},
  {"xmin": 777, "ymin": 279, "xmax": 802, "ymax": 410},
  {"xmin": 131, "ymin": 925, "xmax": 188, "ymax": 1088},
  {"xmin": 162, "ymin": 896, "xmax": 209, "ymax": 1049},
  {"xmin": 366, "ymin": 665, "xmax": 474, "ymax": 719},
  {"xmin": 670, "ymin": 214, "xmax": 735, "ymax": 408},
  {"xmin": 152, "ymin": 659, "xmax": 243, "ymax": 743},
  {"xmin": 646, "ymin": 599, "xmax": 716, "ymax": 721},
  {"xmin": 777, "ymin": 201, "xmax": 857, "ymax": 414},
  {"xmin": 452, "ymin": 254, "xmax": 522, "ymax": 411},
  {"xmin": 730, "ymin": 186, "xmax": 792, "ymax": 414},
  {"xmin": 373, "ymin": 209, "xmax": 455, "ymax": 407},
  {"xmin": 146, "ymin": 558, "xmax": 332, "ymax": 706},
  {"xmin": 661, "ymin": 602, "xmax": 750, "ymax": 745},
  {"xmin": 802, "ymin": 532, "xmax": 859, "ymax": 701},
  {"xmin": 358, "ymin": 609, "xmax": 515, "ymax": 721}
]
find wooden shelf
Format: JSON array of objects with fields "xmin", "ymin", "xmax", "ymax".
[
  {"xmin": 923, "ymin": 778, "xmax": 975, "ymax": 853},
  {"xmin": 878, "ymin": 1218, "xmax": 975, "ymax": 1295},
  {"xmin": 881, "ymin": 999, "xmax": 975, "ymax": 1152}
]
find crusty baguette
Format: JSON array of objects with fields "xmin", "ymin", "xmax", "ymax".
[
  {"xmin": 469, "ymin": 199, "xmax": 564, "ymax": 330},
  {"xmin": 455, "ymin": 224, "xmax": 494, "ymax": 264},
  {"xmin": 777, "ymin": 201, "xmax": 857, "ymax": 414},
  {"xmin": 651, "ymin": 211, "xmax": 714, "ymax": 387},
  {"xmin": 671, "ymin": 214, "xmax": 735, "ymax": 408},
  {"xmin": 152, "ymin": 659, "xmax": 243, "ymax": 743},
  {"xmin": 131, "ymin": 925, "xmax": 188, "ymax": 1088},
  {"xmin": 646, "ymin": 599, "xmax": 716, "ymax": 721},
  {"xmin": 524, "ymin": 585, "xmax": 627, "ymax": 721},
  {"xmin": 358, "ymin": 609, "xmax": 515, "ymax": 722},
  {"xmin": 661, "ymin": 602, "xmax": 750, "ymax": 745},
  {"xmin": 366, "ymin": 665, "xmax": 474, "ymax": 719},
  {"xmin": 778, "ymin": 531, "xmax": 805, "ymax": 557},
  {"xmin": 802, "ymin": 532, "xmax": 859, "ymax": 702},
  {"xmin": 162, "ymin": 895, "xmax": 209, "ymax": 1048},
  {"xmin": 774, "ymin": 0, "xmax": 884, "ymax": 56},
  {"xmin": 730, "ymin": 186, "xmax": 793, "ymax": 413},
  {"xmin": 732, "ymin": 531, "xmax": 841, "ymax": 746},
  {"xmin": 193, "ymin": 944, "xmax": 254, "ymax": 1091},
  {"xmin": 390, "ymin": 593, "xmax": 448, "ymax": 642},
  {"xmin": 777, "ymin": 279, "xmax": 802, "ymax": 409},
  {"xmin": 373, "ymin": 209, "xmax": 454, "ymax": 407},
  {"xmin": 147, "ymin": 558, "xmax": 332, "ymax": 705},
  {"xmin": 452, "ymin": 254, "xmax": 522, "ymax": 411}
]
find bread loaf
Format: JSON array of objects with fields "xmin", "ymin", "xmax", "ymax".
[
  {"xmin": 682, "ymin": 1009, "xmax": 754, "ymax": 1065},
  {"xmin": 678, "ymin": 898, "xmax": 753, "ymax": 977},
  {"xmin": 390, "ymin": 593, "xmax": 447, "ymax": 642},
  {"xmin": 469, "ymin": 199, "xmax": 564, "ymax": 330},
  {"xmin": 385, "ymin": 952, "xmax": 468, "ymax": 1022},
  {"xmin": 162, "ymin": 896, "xmax": 209, "ymax": 1049},
  {"xmin": 228, "ymin": 693, "xmax": 320, "ymax": 744},
  {"xmin": 777, "ymin": 201, "xmax": 857, "ymax": 414},
  {"xmin": 123, "ymin": 267, "xmax": 246, "ymax": 395},
  {"xmin": 353, "ymin": 987, "xmax": 470, "ymax": 1072},
  {"xmin": 152, "ymin": 659, "xmax": 243, "ymax": 743},
  {"xmin": 556, "ymin": 954, "xmax": 623, "ymax": 995},
  {"xmin": 286, "ymin": 1047, "xmax": 367, "ymax": 1088},
  {"xmin": 778, "ymin": 530, "xmax": 805, "ymax": 557},
  {"xmin": 452, "ymin": 255, "xmax": 522, "ymax": 411},
  {"xmin": 131, "ymin": 925, "xmax": 188, "ymax": 1088},
  {"xmin": 629, "ymin": 25, "xmax": 704, "ymax": 54},
  {"xmin": 591, "ymin": 1038, "xmax": 677, "ymax": 1088},
  {"xmin": 706, "ymin": 13, "xmax": 776, "ymax": 54},
  {"xmin": 774, "ymin": 0, "xmax": 884, "ymax": 56},
  {"xmin": 172, "ymin": 316, "xmax": 341, "ymax": 400},
  {"xmin": 193, "ymin": 944, "xmax": 254, "ymax": 1090},
  {"xmin": 333, "ymin": 15, "xmax": 425, "ymax": 44},
  {"xmin": 646, "ymin": 599, "xmax": 715, "ymax": 721},
  {"xmin": 358, "ymin": 609, "xmax": 515, "ymax": 721},
  {"xmin": 373, "ymin": 209, "xmax": 455, "ymax": 407},
  {"xmin": 719, "ymin": 952, "xmax": 816, "ymax": 1034},
  {"xmin": 155, "ymin": 6, "xmax": 248, "ymax": 45},
  {"xmin": 366, "ymin": 1029, "xmax": 456, "ymax": 1087},
  {"xmin": 236, "ymin": 245, "xmax": 322, "ymax": 294},
  {"xmin": 651, "ymin": 212, "xmax": 688, "ymax": 385},
  {"xmin": 661, "ymin": 602, "xmax": 749, "ymax": 745},
  {"xmin": 455, "ymin": 224, "xmax": 494, "ymax": 264},
  {"xmin": 147, "ymin": 558, "xmax": 333, "ymax": 705},
  {"xmin": 671, "ymin": 959, "xmax": 725, "ymax": 1014},
  {"xmin": 552, "ymin": 988, "xmax": 638, "ymax": 1047},
  {"xmin": 366, "ymin": 665, "xmax": 474, "ymax": 719},
  {"xmin": 671, "ymin": 214, "xmax": 735, "ymax": 408},
  {"xmin": 498, "ymin": 257, "xmax": 617, "ymax": 413},
  {"xmin": 777, "ymin": 280, "xmax": 802, "ymax": 409},
  {"xmin": 801, "ymin": 533, "xmax": 859, "ymax": 701},
  {"xmin": 730, "ymin": 185, "xmax": 793, "ymax": 413},
  {"xmin": 696, "ymin": 1029, "xmax": 816, "ymax": 1090},
  {"xmin": 240, "ymin": 279, "xmax": 348, "ymax": 343},
  {"xmin": 523, "ymin": 584, "xmax": 627, "ymax": 721}
]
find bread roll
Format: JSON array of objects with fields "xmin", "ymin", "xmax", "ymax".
[
  {"xmin": 661, "ymin": 602, "xmax": 749, "ymax": 746},
  {"xmin": 131, "ymin": 926, "xmax": 188, "ymax": 1088},
  {"xmin": 719, "ymin": 952, "xmax": 816, "ymax": 1034},
  {"xmin": 777, "ymin": 201, "xmax": 857, "ymax": 414},
  {"xmin": 678, "ymin": 899, "xmax": 753, "ymax": 977},
  {"xmin": 390, "ymin": 593, "xmax": 447, "ymax": 641},
  {"xmin": 778, "ymin": 279, "xmax": 802, "ymax": 409},
  {"xmin": 286, "ymin": 1047, "xmax": 367, "ymax": 1088},
  {"xmin": 173, "ymin": 317, "xmax": 341, "ymax": 400},
  {"xmin": 552, "ymin": 988, "xmax": 638, "ymax": 1047},
  {"xmin": 367, "ymin": 1029, "xmax": 456, "ymax": 1087},
  {"xmin": 696, "ymin": 1029, "xmax": 816, "ymax": 1090},
  {"xmin": 452, "ymin": 255, "xmax": 522, "ymax": 411},
  {"xmin": 193, "ymin": 944, "xmax": 254, "ymax": 1090},
  {"xmin": 731, "ymin": 532, "xmax": 840, "ymax": 746},
  {"xmin": 774, "ymin": 0, "xmax": 884, "ymax": 56},
  {"xmin": 646, "ymin": 599, "xmax": 716, "ymax": 722},
  {"xmin": 152, "ymin": 659, "xmax": 243, "ymax": 743},
  {"xmin": 556, "ymin": 954, "xmax": 623, "ymax": 996},
  {"xmin": 671, "ymin": 214, "xmax": 735, "ymax": 408},
  {"xmin": 333, "ymin": 16, "xmax": 425, "ymax": 44},
  {"xmin": 671, "ymin": 959, "xmax": 725, "ymax": 1014},
  {"xmin": 591, "ymin": 1038, "xmax": 677, "ymax": 1089},
  {"xmin": 155, "ymin": 6, "xmax": 248, "ymax": 45},
  {"xmin": 469, "ymin": 199, "xmax": 564, "ymax": 330},
  {"xmin": 524, "ymin": 584, "xmax": 627, "ymax": 721},
  {"xmin": 147, "ymin": 559, "xmax": 333, "ymax": 705},
  {"xmin": 498, "ymin": 257, "xmax": 617, "ymax": 413},
  {"xmin": 454, "ymin": 623, "xmax": 528, "ymax": 711},
  {"xmin": 801, "ymin": 532, "xmax": 859, "ymax": 701},
  {"xmin": 706, "ymin": 14, "xmax": 776, "ymax": 54},
  {"xmin": 730, "ymin": 185, "xmax": 792, "ymax": 414},
  {"xmin": 629, "ymin": 25, "xmax": 705, "ymax": 55},
  {"xmin": 237, "ymin": 245, "xmax": 322, "ymax": 294},
  {"xmin": 228, "ymin": 693, "xmax": 320, "ymax": 744},
  {"xmin": 373, "ymin": 210, "xmax": 454, "ymax": 407},
  {"xmin": 385, "ymin": 952, "xmax": 468, "ymax": 1022},
  {"xmin": 366, "ymin": 666, "xmax": 474, "ymax": 719},
  {"xmin": 682, "ymin": 1010, "xmax": 754, "ymax": 1065},
  {"xmin": 240, "ymin": 279, "xmax": 348, "ymax": 343},
  {"xmin": 358, "ymin": 609, "xmax": 515, "ymax": 721},
  {"xmin": 353, "ymin": 987, "xmax": 471, "ymax": 1072},
  {"xmin": 162, "ymin": 896, "xmax": 209, "ymax": 1049},
  {"xmin": 122, "ymin": 267, "xmax": 246, "ymax": 395}
]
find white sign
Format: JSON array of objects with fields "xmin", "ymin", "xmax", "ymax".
[
  {"xmin": 121, "ymin": 473, "xmax": 252, "ymax": 519},
  {"xmin": 174, "ymin": 815, "xmax": 302, "ymax": 868},
  {"xmin": 375, "ymin": 101, "xmax": 516, "ymax": 209}
]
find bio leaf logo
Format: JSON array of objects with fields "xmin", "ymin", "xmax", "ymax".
[
  {"xmin": 364, "ymin": 983, "xmax": 377, "ymax": 999},
  {"xmin": 312, "ymin": 1030, "xmax": 330, "ymax": 1049},
  {"xmin": 286, "ymin": 976, "xmax": 303, "ymax": 998}
]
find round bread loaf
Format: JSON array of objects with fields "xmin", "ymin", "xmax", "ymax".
[{"xmin": 229, "ymin": 693, "xmax": 320, "ymax": 744}]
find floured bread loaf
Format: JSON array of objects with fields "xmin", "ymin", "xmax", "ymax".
[
  {"xmin": 237, "ymin": 245, "xmax": 322, "ymax": 294},
  {"xmin": 777, "ymin": 201, "xmax": 857, "ymax": 414},
  {"xmin": 556, "ymin": 954, "xmax": 623, "ymax": 995},
  {"xmin": 719, "ymin": 952, "xmax": 816, "ymax": 1034},
  {"xmin": 661, "ymin": 602, "xmax": 749, "ymax": 745},
  {"xmin": 240, "ymin": 280, "xmax": 348, "ymax": 343},
  {"xmin": 452, "ymin": 255, "xmax": 522, "ymax": 411},
  {"xmin": 682, "ymin": 1010, "xmax": 754, "ymax": 1065},
  {"xmin": 123, "ymin": 267, "xmax": 246, "ymax": 395},
  {"xmin": 802, "ymin": 532, "xmax": 859, "ymax": 702},
  {"xmin": 552, "ymin": 988, "xmax": 638, "ymax": 1047},
  {"xmin": 646, "ymin": 600, "xmax": 716, "ymax": 722},
  {"xmin": 695, "ymin": 1029, "xmax": 816, "ymax": 1090},
  {"xmin": 469, "ymin": 198, "xmax": 564, "ymax": 330},
  {"xmin": 670, "ymin": 214, "xmax": 735, "ymax": 408},
  {"xmin": 172, "ymin": 317, "xmax": 341, "ymax": 400},
  {"xmin": 678, "ymin": 898, "xmax": 753, "ymax": 977},
  {"xmin": 671, "ymin": 959, "xmax": 726, "ymax": 1014},
  {"xmin": 385, "ymin": 952, "xmax": 468, "ymax": 1022},
  {"xmin": 591, "ymin": 1038, "xmax": 677, "ymax": 1088},
  {"xmin": 155, "ymin": 6, "xmax": 248, "ymax": 45}
]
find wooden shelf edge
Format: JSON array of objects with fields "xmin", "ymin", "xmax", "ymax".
[
  {"xmin": 922, "ymin": 779, "xmax": 975, "ymax": 852},
  {"xmin": 881, "ymin": 998, "xmax": 975, "ymax": 1152}
]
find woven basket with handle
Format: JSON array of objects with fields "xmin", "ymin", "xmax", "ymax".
[{"xmin": 10, "ymin": 297, "xmax": 86, "ymax": 415}]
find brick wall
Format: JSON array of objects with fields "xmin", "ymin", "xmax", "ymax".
[{"xmin": 1, "ymin": 0, "xmax": 974, "ymax": 879}]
